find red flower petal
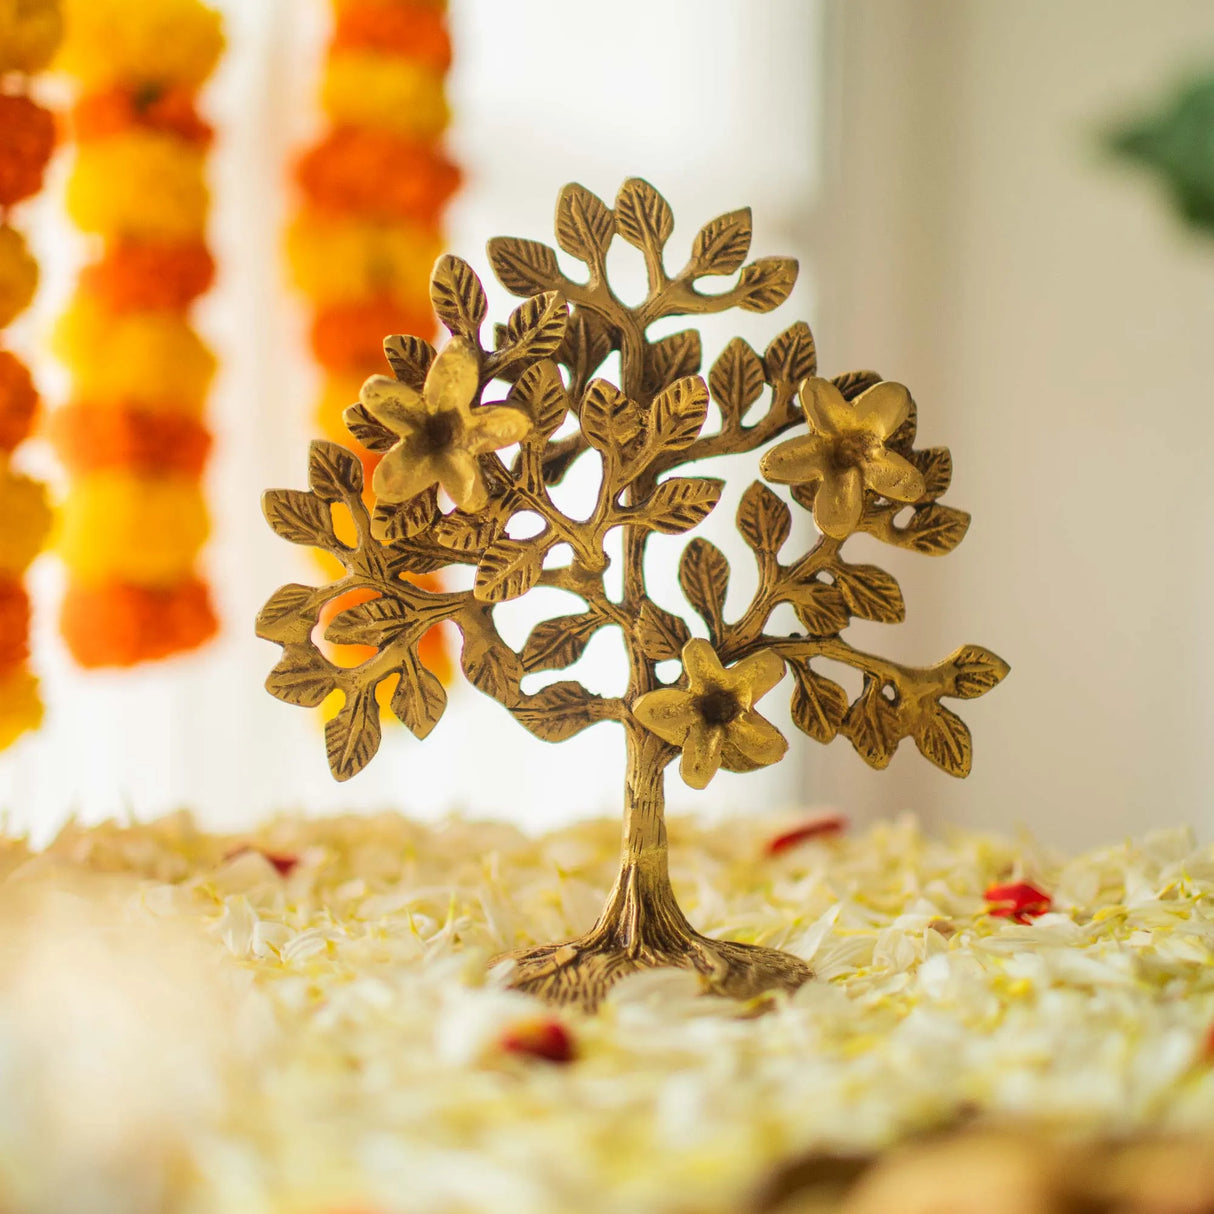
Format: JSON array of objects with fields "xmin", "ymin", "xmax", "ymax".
[
  {"xmin": 224, "ymin": 845, "xmax": 300, "ymax": 878},
  {"xmin": 766, "ymin": 814, "xmax": 848, "ymax": 856},
  {"xmin": 500, "ymin": 1018, "xmax": 576, "ymax": 1063},
  {"xmin": 984, "ymin": 880, "xmax": 1051, "ymax": 922}
]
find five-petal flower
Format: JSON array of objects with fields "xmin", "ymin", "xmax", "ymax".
[
  {"xmin": 632, "ymin": 639, "xmax": 788, "ymax": 789},
  {"xmin": 760, "ymin": 377, "xmax": 925, "ymax": 540},
  {"xmin": 349, "ymin": 336, "xmax": 530, "ymax": 514}
]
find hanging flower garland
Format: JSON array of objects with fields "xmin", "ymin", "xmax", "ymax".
[
  {"xmin": 51, "ymin": 0, "xmax": 224, "ymax": 667},
  {"xmin": 287, "ymin": 0, "xmax": 460, "ymax": 684},
  {"xmin": 0, "ymin": 2, "xmax": 61, "ymax": 748}
]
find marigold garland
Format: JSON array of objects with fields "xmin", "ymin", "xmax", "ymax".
[
  {"xmin": 288, "ymin": 0, "xmax": 460, "ymax": 691},
  {"xmin": 0, "ymin": 1, "xmax": 61, "ymax": 749},
  {"xmin": 53, "ymin": 0, "xmax": 223, "ymax": 667}
]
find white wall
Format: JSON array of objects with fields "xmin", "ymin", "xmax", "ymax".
[{"xmin": 808, "ymin": 0, "xmax": 1214, "ymax": 847}]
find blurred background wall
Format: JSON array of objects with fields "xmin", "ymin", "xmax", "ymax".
[{"xmin": 1, "ymin": 0, "xmax": 1212, "ymax": 849}]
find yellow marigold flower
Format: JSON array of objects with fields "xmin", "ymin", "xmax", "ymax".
[
  {"xmin": 57, "ymin": 0, "xmax": 223, "ymax": 90},
  {"xmin": 0, "ymin": 0, "xmax": 63, "ymax": 72},
  {"xmin": 632, "ymin": 639, "xmax": 788, "ymax": 790},
  {"xmin": 286, "ymin": 213, "xmax": 443, "ymax": 306},
  {"xmin": 351, "ymin": 337, "xmax": 529, "ymax": 516},
  {"xmin": 54, "ymin": 301, "xmax": 215, "ymax": 414},
  {"xmin": 0, "ymin": 665, "xmax": 42, "ymax": 750},
  {"xmin": 0, "ymin": 461, "xmax": 51, "ymax": 575},
  {"xmin": 761, "ymin": 377, "xmax": 925, "ymax": 540},
  {"xmin": 66, "ymin": 133, "xmax": 208, "ymax": 241},
  {"xmin": 58, "ymin": 472, "xmax": 208, "ymax": 583},
  {"xmin": 0, "ymin": 225, "xmax": 38, "ymax": 329},
  {"xmin": 322, "ymin": 52, "xmax": 449, "ymax": 139}
]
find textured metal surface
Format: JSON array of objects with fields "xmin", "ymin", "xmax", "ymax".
[{"xmin": 257, "ymin": 179, "xmax": 1008, "ymax": 1009}]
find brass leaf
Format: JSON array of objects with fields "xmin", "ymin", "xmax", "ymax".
[
  {"xmin": 613, "ymin": 178, "xmax": 673, "ymax": 254},
  {"xmin": 786, "ymin": 581, "xmax": 850, "ymax": 636},
  {"xmin": 947, "ymin": 645, "xmax": 1011, "ymax": 700},
  {"xmin": 263, "ymin": 488, "xmax": 339, "ymax": 551},
  {"xmin": 790, "ymin": 663, "xmax": 849, "ymax": 743},
  {"xmin": 633, "ymin": 601, "xmax": 692, "ymax": 662},
  {"xmin": 255, "ymin": 583, "xmax": 318, "ymax": 645},
  {"xmin": 557, "ymin": 306, "xmax": 614, "ymax": 386},
  {"xmin": 581, "ymin": 379, "xmax": 641, "ymax": 453},
  {"xmin": 841, "ymin": 680, "xmax": 900, "ymax": 770},
  {"xmin": 475, "ymin": 535, "xmax": 545, "ymax": 602},
  {"xmin": 832, "ymin": 369, "xmax": 882, "ymax": 401},
  {"xmin": 649, "ymin": 376, "xmax": 709, "ymax": 455},
  {"xmin": 915, "ymin": 702, "xmax": 973, "ymax": 777},
  {"xmin": 371, "ymin": 488, "xmax": 439, "ymax": 544},
  {"xmin": 487, "ymin": 236, "xmax": 563, "ymax": 298},
  {"xmin": 325, "ymin": 687, "xmax": 381, "ymax": 781},
  {"xmin": 679, "ymin": 537, "xmax": 729, "ymax": 637},
  {"xmin": 833, "ymin": 563, "xmax": 906, "ymax": 624},
  {"xmin": 324, "ymin": 595, "xmax": 430, "ymax": 648},
  {"xmin": 460, "ymin": 618, "xmax": 525, "ymax": 703},
  {"xmin": 737, "ymin": 480, "xmax": 791, "ymax": 555},
  {"xmin": 512, "ymin": 681, "xmax": 605, "ymax": 741},
  {"xmin": 503, "ymin": 291, "xmax": 569, "ymax": 364},
  {"xmin": 266, "ymin": 647, "xmax": 335, "ymax": 709},
  {"xmin": 641, "ymin": 476, "xmax": 723, "ymax": 534},
  {"xmin": 431, "ymin": 509, "xmax": 502, "ymax": 554},
  {"xmin": 391, "ymin": 656, "xmax": 447, "ymax": 740},
  {"xmin": 737, "ymin": 257, "xmax": 798, "ymax": 313},
  {"xmin": 896, "ymin": 504, "xmax": 971, "ymax": 555},
  {"xmin": 509, "ymin": 360, "xmax": 569, "ymax": 439},
  {"xmin": 383, "ymin": 334, "xmax": 435, "ymax": 389},
  {"xmin": 689, "ymin": 207, "xmax": 752, "ymax": 276},
  {"xmin": 343, "ymin": 402, "xmax": 396, "ymax": 453},
  {"xmin": 308, "ymin": 439, "xmax": 362, "ymax": 502},
  {"xmin": 911, "ymin": 447, "xmax": 953, "ymax": 501},
  {"xmin": 555, "ymin": 183, "xmax": 614, "ymax": 263},
  {"xmin": 764, "ymin": 321, "xmax": 817, "ymax": 387},
  {"xmin": 709, "ymin": 337, "xmax": 765, "ymax": 424},
  {"xmin": 430, "ymin": 254, "xmax": 488, "ymax": 339},
  {"xmin": 521, "ymin": 611, "xmax": 605, "ymax": 673},
  {"xmin": 643, "ymin": 329, "xmax": 702, "ymax": 397}
]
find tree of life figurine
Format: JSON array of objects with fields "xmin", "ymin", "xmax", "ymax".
[{"xmin": 256, "ymin": 179, "xmax": 1009, "ymax": 1011}]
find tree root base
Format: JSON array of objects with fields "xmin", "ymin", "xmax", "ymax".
[{"xmin": 494, "ymin": 929, "xmax": 812, "ymax": 1014}]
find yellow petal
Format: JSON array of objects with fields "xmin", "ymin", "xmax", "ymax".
[
  {"xmin": 813, "ymin": 465, "xmax": 864, "ymax": 539},
  {"xmin": 372, "ymin": 446, "xmax": 440, "ymax": 503},
  {"xmin": 852, "ymin": 381, "xmax": 910, "ymax": 439},
  {"xmin": 759, "ymin": 434, "xmax": 828, "ymax": 486},
  {"xmin": 437, "ymin": 450, "xmax": 488, "ymax": 513},
  {"xmin": 799, "ymin": 377, "xmax": 852, "ymax": 435},
  {"xmin": 726, "ymin": 648, "xmax": 785, "ymax": 707},
  {"xmin": 425, "ymin": 336, "xmax": 480, "ymax": 415},
  {"xmin": 466, "ymin": 405, "xmax": 531, "ymax": 454},
  {"xmin": 361, "ymin": 375, "xmax": 422, "ymax": 434},
  {"xmin": 726, "ymin": 710, "xmax": 788, "ymax": 768},
  {"xmin": 631, "ymin": 687, "xmax": 697, "ymax": 747},
  {"xmin": 681, "ymin": 638, "xmax": 726, "ymax": 692},
  {"xmin": 680, "ymin": 722, "xmax": 724, "ymax": 790},
  {"xmin": 864, "ymin": 449, "xmax": 925, "ymax": 503}
]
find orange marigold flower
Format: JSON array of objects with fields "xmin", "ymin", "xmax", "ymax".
[
  {"xmin": 332, "ymin": 1, "xmax": 451, "ymax": 70},
  {"xmin": 50, "ymin": 404, "xmax": 211, "ymax": 477},
  {"xmin": 0, "ymin": 352, "xmax": 39, "ymax": 453},
  {"xmin": 73, "ymin": 84, "xmax": 213, "ymax": 145},
  {"xmin": 61, "ymin": 576, "xmax": 217, "ymax": 668},
  {"xmin": 0, "ymin": 579, "xmax": 31, "ymax": 668},
  {"xmin": 78, "ymin": 240, "xmax": 214, "ymax": 312},
  {"xmin": 296, "ymin": 127, "xmax": 460, "ymax": 223},
  {"xmin": 310, "ymin": 296, "xmax": 435, "ymax": 372},
  {"xmin": 0, "ymin": 95, "xmax": 56, "ymax": 207}
]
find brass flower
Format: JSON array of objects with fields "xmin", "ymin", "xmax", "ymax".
[
  {"xmin": 760, "ymin": 377, "xmax": 925, "ymax": 539},
  {"xmin": 632, "ymin": 639, "xmax": 788, "ymax": 789},
  {"xmin": 351, "ymin": 336, "xmax": 530, "ymax": 514}
]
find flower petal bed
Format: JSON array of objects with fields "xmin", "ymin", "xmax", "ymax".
[{"xmin": 1, "ymin": 812, "xmax": 1212, "ymax": 1213}]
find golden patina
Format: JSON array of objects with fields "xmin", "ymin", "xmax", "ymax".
[
  {"xmin": 256, "ymin": 179, "xmax": 1010, "ymax": 1011},
  {"xmin": 633, "ymin": 639, "xmax": 787, "ymax": 790}
]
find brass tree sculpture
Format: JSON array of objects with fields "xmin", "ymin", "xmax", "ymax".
[{"xmin": 256, "ymin": 179, "xmax": 1009, "ymax": 1011}]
